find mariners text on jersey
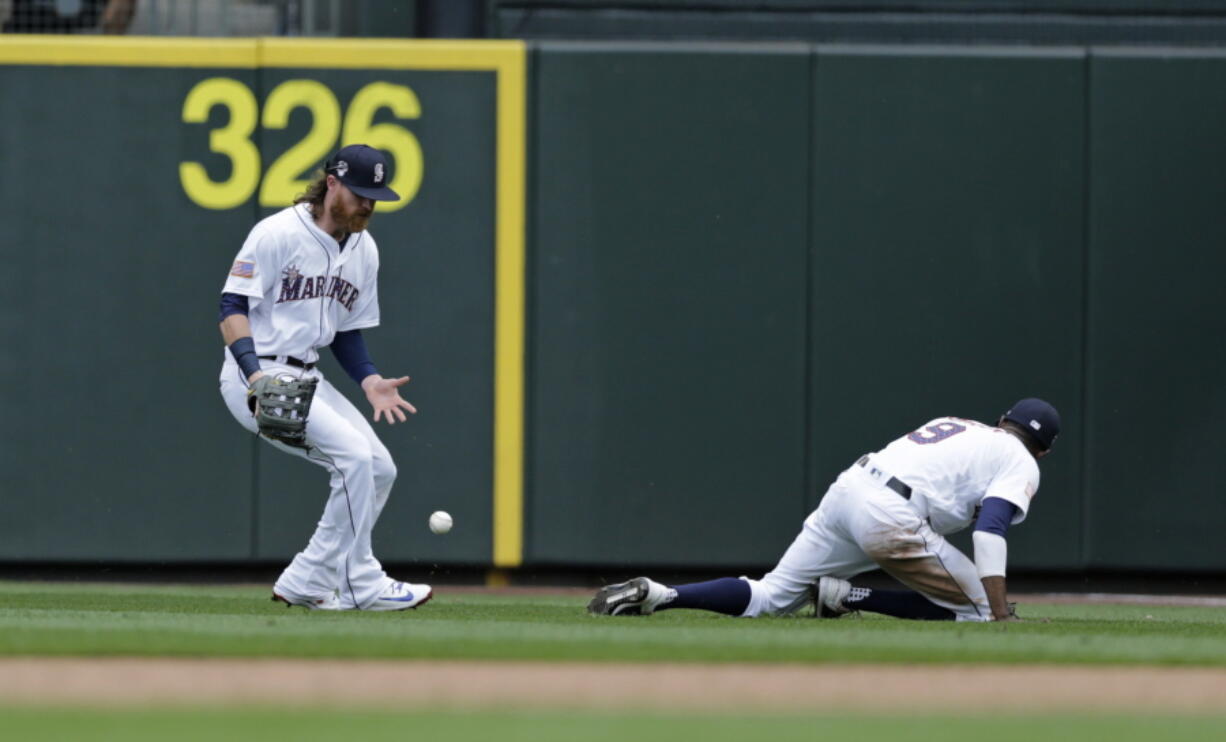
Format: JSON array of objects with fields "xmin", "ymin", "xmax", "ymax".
[{"xmin": 277, "ymin": 266, "xmax": 360, "ymax": 310}]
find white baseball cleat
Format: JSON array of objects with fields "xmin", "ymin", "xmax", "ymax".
[
  {"xmin": 365, "ymin": 580, "xmax": 433, "ymax": 611},
  {"xmin": 587, "ymin": 576, "xmax": 672, "ymax": 616},
  {"xmin": 814, "ymin": 576, "xmax": 853, "ymax": 618},
  {"xmin": 271, "ymin": 589, "xmax": 344, "ymax": 611}
]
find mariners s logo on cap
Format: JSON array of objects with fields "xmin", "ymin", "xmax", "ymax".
[{"xmin": 325, "ymin": 144, "xmax": 400, "ymax": 202}]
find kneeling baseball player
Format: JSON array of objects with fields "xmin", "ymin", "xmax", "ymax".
[
  {"xmin": 589, "ymin": 398, "xmax": 1059, "ymax": 622},
  {"xmin": 217, "ymin": 144, "xmax": 430, "ymax": 612}
]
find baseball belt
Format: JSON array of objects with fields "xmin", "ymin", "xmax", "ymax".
[
  {"xmin": 856, "ymin": 455, "xmax": 912, "ymax": 500},
  {"xmin": 259, "ymin": 354, "xmax": 316, "ymax": 371}
]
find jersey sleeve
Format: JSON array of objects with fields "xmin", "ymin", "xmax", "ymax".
[
  {"xmin": 981, "ymin": 447, "xmax": 1040, "ymax": 525},
  {"xmin": 221, "ymin": 227, "xmax": 280, "ymax": 308},
  {"xmin": 339, "ymin": 239, "xmax": 381, "ymax": 331}
]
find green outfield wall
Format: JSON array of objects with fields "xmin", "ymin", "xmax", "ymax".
[
  {"xmin": 1, "ymin": 38, "xmax": 1223, "ymax": 575},
  {"xmin": 1083, "ymin": 49, "xmax": 1226, "ymax": 570},
  {"xmin": 528, "ymin": 43, "xmax": 812, "ymax": 568}
]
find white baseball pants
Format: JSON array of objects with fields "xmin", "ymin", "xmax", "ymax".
[
  {"xmin": 219, "ymin": 359, "xmax": 395, "ymax": 610},
  {"xmin": 742, "ymin": 463, "xmax": 991, "ymax": 621}
]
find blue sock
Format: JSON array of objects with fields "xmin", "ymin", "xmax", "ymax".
[
  {"xmin": 660, "ymin": 577, "xmax": 751, "ymax": 616},
  {"xmin": 846, "ymin": 587, "xmax": 956, "ymax": 621}
]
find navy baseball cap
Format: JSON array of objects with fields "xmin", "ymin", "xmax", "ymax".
[
  {"xmin": 325, "ymin": 144, "xmax": 400, "ymax": 202},
  {"xmin": 1001, "ymin": 398, "xmax": 1061, "ymax": 450}
]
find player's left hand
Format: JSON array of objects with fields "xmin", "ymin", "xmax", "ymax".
[{"xmin": 361, "ymin": 375, "xmax": 418, "ymax": 424}]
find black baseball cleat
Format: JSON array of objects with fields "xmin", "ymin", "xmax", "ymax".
[{"xmin": 587, "ymin": 577, "xmax": 669, "ymax": 616}]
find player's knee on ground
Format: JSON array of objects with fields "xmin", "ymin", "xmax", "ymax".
[
  {"xmin": 743, "ymin": 575, "xmax": 812, "ymax": 617},
  {"xmin": 871, "ymin": 555, "xmax": 992, "ymax": 621}
]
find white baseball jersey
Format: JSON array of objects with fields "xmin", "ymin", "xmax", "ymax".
[
  {"xmin": 870, "ymin": 417, "xmax": 1040, "ymax": 535},
  {"xmin": 221, "ymin": 203, "xmax": 380, "ymax": 363}
]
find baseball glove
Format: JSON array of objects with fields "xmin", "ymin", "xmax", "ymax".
[{"xmin": 248, "ymin": 374, "xmax": 318, "ymax": 447}]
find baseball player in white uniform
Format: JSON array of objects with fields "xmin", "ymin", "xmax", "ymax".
[
  {"xmin": 589, "ymin": 398, "xmax": 1060, "ymax": 622},
  {"xmin": 217, "ymin": 144, "xmax": 431, "ymax": 612}
]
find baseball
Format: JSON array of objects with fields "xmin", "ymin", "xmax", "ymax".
[{"xmin": 428, "ymin": 510, "xmax": 453, "ymax": 534}]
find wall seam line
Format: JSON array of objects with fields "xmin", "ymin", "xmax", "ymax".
[
  {"xmin": 1079, "ymin": 47, "xmax": 1094, "ymax": 571},
  {"xmin": 802, "ymin": 44, "xmax": 817, "ymax": 517}
]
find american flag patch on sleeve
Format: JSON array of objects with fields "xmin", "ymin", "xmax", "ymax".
[{"xmin": 230, "ymin": 260, "xmax": 255, "ymax": 278}]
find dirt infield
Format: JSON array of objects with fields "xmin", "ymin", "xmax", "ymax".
[{"xmin": 3, "ymin": 658, "xmax": 1225, "ymax": 712}]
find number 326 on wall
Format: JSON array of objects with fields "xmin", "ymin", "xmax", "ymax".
[{"xmin": 179, "ymin": 78, "xmax": 422, "ymax": 212}]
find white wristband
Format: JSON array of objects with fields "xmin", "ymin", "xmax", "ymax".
[{"xmin": 973, "ymin": 531, "xmax": 1008, "ymax": 578}]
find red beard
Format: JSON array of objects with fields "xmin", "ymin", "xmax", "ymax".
[{"xmin": 330, "ymin": 200, "xmax": 372, "ymax": 234}]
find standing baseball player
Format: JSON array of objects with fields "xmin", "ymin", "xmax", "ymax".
[
  {"xmin": 588, "ymin": 398, "xmax": 1060, "ymax": 622},
  {"xmin": 217, "ymin": 144, "xmax": 431, "ymax": 611}
]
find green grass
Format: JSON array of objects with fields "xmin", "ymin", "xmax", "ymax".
[
  {"xmin": 0, "ymin": 709, "xmax": 1224, "ymax": 742},
  {"xmin": 1, "ymin": 580, "xmax": 1225, "ymax": 665}
]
